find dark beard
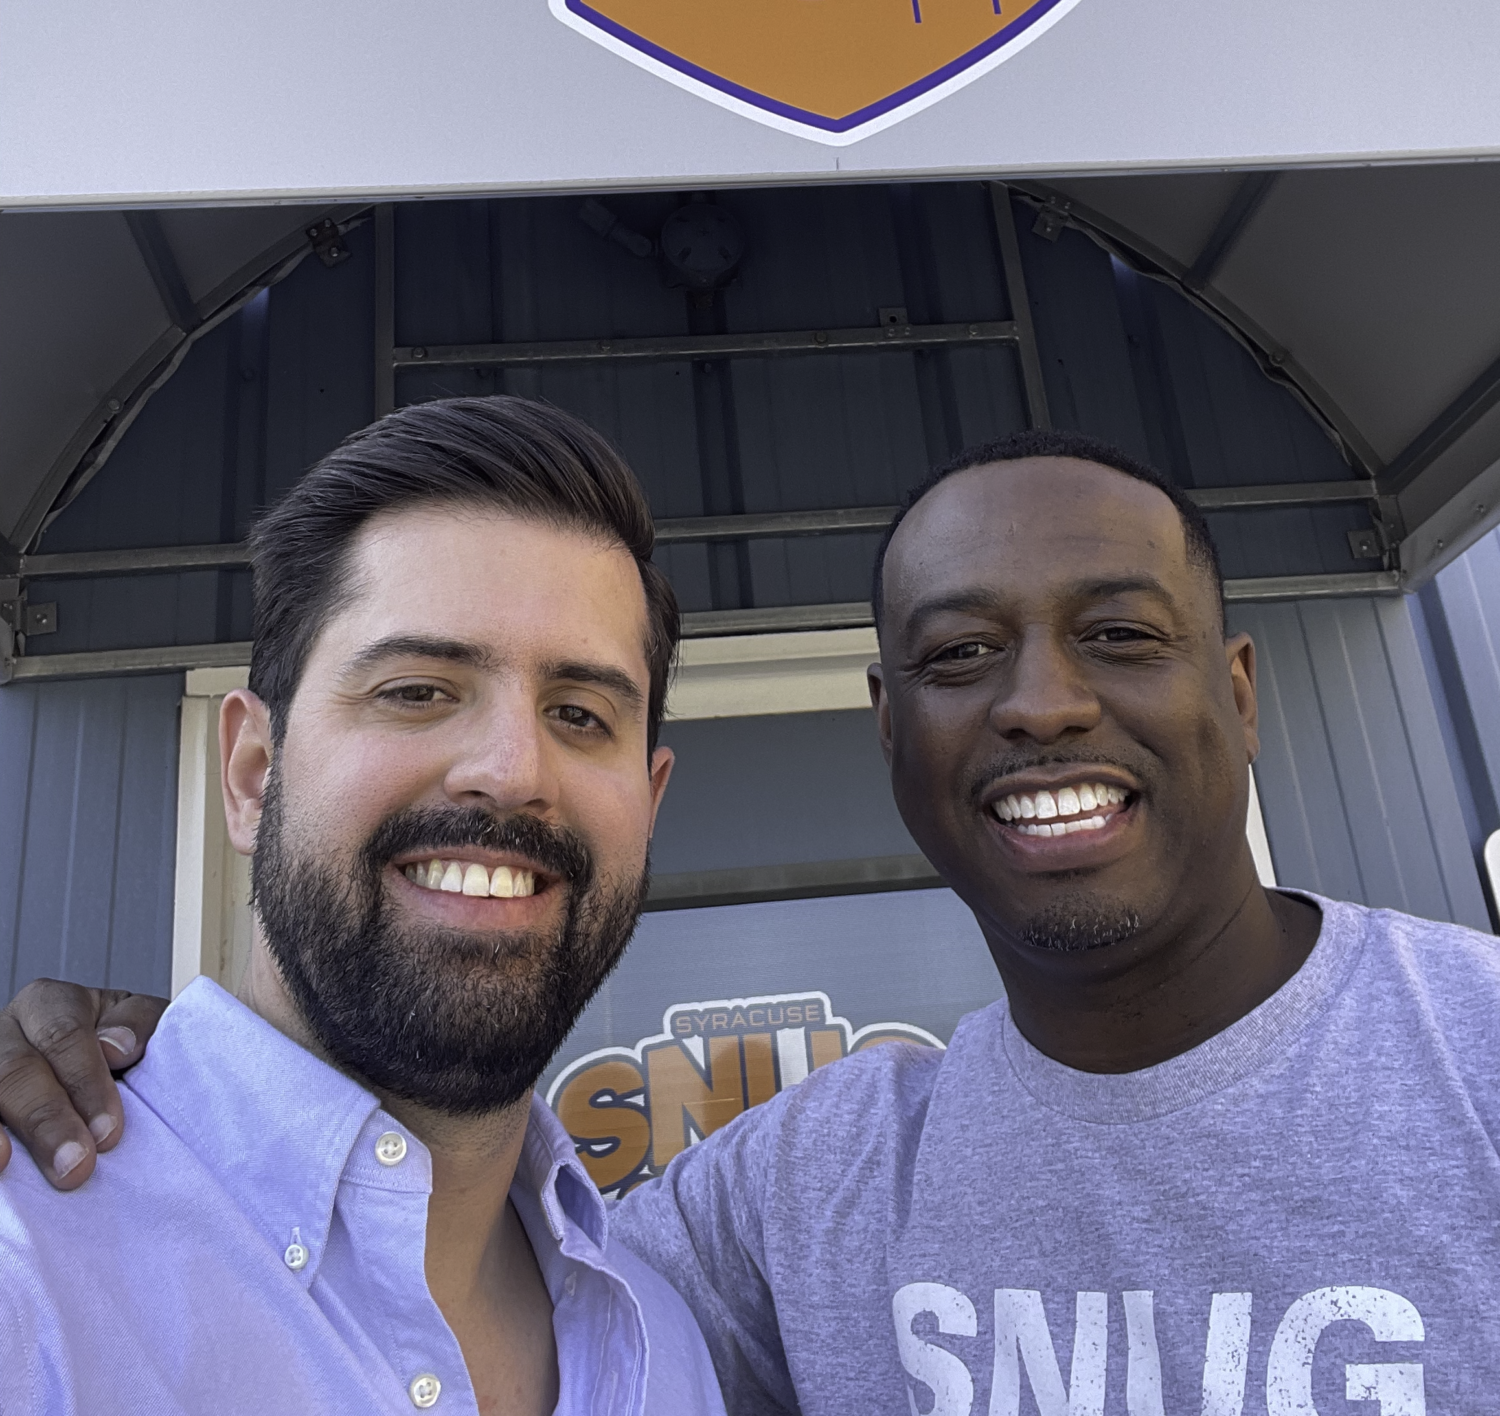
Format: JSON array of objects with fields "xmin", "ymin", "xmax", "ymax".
[
  {"xmin": 251, "ymin": 771, "xmax": 647, "ymax": 1116},
  {"xmin": 1020, "ymin": 893, "xmax": 1143, "ymax": 953}
]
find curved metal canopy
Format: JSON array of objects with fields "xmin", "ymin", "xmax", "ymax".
[{"xmin": 3, "ymin": 161, "xmax": 1500, "ymax": 588}]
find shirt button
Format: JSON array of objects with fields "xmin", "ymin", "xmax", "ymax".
[
  {"xmin": 375, "ymin": 1131, "xmax": 408, "ymax": 1166},
  {"xmin": 408, "ymin": 1373, "xmax": 441, "ymax": 1408},
  {"xmin": 283, "ymin": 1242, "xmax": 309, "ymax": 1271}
]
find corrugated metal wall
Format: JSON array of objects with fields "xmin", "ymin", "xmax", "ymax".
[
  {"xmin": 0, "ymin": 674, "xmax": 181, "ymax": 999},
  {"xmin": 1415, "ymin": 525, "xmax": 1500, "ymax": 920},
  {"xmin": 3, "ymin": 181, "xmax": 1495, "ymax": 1006},
  {"xmin": 1232, "ymin": 596, "xmax": 1491, "ymax": 930}
]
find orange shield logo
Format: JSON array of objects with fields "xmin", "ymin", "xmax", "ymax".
[
  {"xmin": 546, "ymin": 990, "xmax": 942, "ymax": 1196},
  {"xmin": 549, "ymin": 0, "xmax": 1084, "ymax": 145}
]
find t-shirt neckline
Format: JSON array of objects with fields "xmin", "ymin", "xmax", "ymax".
[{"xmin": 998, "ymin": 892, "xmax": 1362, "ymax": 1124}]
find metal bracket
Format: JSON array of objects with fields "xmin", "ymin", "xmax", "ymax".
[
  {"xmin": 305, "ymin": 217, "xmax": 353, "ymax": 268},
  {"xmin": 1347, "ymin": 528, "xmax": 1383, "ymax": 561},
  {"xmin": 1032, "ymin": 199, "xmax": 1072, "ymax": 242},
  {"xmin": 22, "ymin": 601, "xmax": 56, "ymax": 636}
]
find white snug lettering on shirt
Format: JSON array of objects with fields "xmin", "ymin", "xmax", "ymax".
[
  {"xmin": 1267, "ymin": 1287, "xmax": 1426, "ymax": 1416},
  {"xmin": 890, "ymin": 1285, "xmax": 1427, "ymax": 1416},
  {"xmin": 990, "ymin": 1289, "xmax": 1106, "ymax": 1416},
  {"xmin": 891, "ymin": 1283, "xmax": 977, "ymax": 1416}
]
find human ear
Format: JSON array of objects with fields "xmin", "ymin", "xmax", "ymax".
[
  {"xmin": 868, "ymin": 661, "xmax": 894, "ymax": 766},
  {"xmin": 1225, "ymin": 632, "xmax": 1260, "ymax": 762},
  {"xmin": 219, "ymin": 690, "xmax": 275, "ymax": 856},
  {"xmin": 646, "ymin": 746, "xmax": 676, "ymax": 837}
]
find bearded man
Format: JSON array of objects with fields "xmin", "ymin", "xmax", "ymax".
[{"xmin": 0, "ymin": 397, "xmax": 724, "ymax": 1414}]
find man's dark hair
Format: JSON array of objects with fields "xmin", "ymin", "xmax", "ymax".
[
  {"xmin": 872, "ymin": 429, "xmax": 1225, "ymax": 632},
  {"xmin": 249, "ymin": 395, "xmax": 679, "ymax": 750}
]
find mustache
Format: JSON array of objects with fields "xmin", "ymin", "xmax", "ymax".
[
  {"xmin": 964, "ymin": 746, "xmax": 1156, "ymax": 806},
  {"xmin": 359, "ymin": 805, "xmax": 592, "ymax": 888}
]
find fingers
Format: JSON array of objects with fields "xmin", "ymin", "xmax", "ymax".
[
  {"xmin": 0, "ymin": 1006, "xmax": 102, "ymax": 1189},
  {"xmin": 90, "ymin": 992, "xmax": 167, "ymax": 1152},
  {"xmin": 0, "ymin": 978, "xmax": 129, "ymax": 1189}
]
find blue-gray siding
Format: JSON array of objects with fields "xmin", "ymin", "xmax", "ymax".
[{"xmin": 0, "ymin": 675, "xmax": 182, "ymax": 1000}]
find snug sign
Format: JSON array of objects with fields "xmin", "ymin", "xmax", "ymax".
[
  {"xmin": 547, "ymin": 991, "xmax": 943, "ymax": 1196},
  {"xmin": 549, "ymin": 0, "xmax": 1085, "ymax": 145}
]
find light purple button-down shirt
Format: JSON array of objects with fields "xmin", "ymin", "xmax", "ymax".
[{"xmin": 0, "ymin": 978, "xmax": 725, "ymax": 1415}]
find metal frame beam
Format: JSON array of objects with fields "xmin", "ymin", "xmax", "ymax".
[
  {"xmin": 987, "ymin": 183, "xmax": 1051, "ymax": 429},
  {"xmin": 393, "ymin": 321, "xmax": 1019, "ymax": 371},
  {"xmin": 124, "ymin": 211, "xmax": 199, "ymax": 334},
  {"xmin": 1380, "ymin": 348, "xmax": 1500, "ymax": 497},
  {"xmin": 10, "ymin": 480, "xmax": 1382, "ymax": 582},
  {"xmin": 1, "ymin": 572, "xmax": 1405, "ymax": 683},
  {"xmin": 1186, "ymin": 173, "xmax": 1280, "ymax": 290}
]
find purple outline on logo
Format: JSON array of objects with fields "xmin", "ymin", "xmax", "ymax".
[{"xmin": 564, "ymin": 0, "xmax": 1071, "ymax": 134}]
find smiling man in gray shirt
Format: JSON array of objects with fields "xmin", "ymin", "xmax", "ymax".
[{"xmin": 4, "ymin": 429, "xmax": 1498, "ymax": 1415}]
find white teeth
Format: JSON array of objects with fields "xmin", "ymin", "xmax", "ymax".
[
  {"xmin": 514, "ymin": 870, "xmax": 535, "ymax": 897},
  {"xmin": 404, "ymin": 864, "xmax": 420, "ymax": 882},
  {"xmin": 1078, "ymin": 784, "xmax": 1098, "ymax": 811},
  {"xmin": 1034, "ymin": 790, "xmax": 1058, "ymax": 820},
  {"xmin": 490, "ymin": 865, "xmax": 514, "ymax": 898},
  {"xmin": 1019, "ymin": 795, "xmax": 1036, "ymax": 819},
  {"xmin": 1056, "ymin": 787, "xmax": 1080, "ymax": 816},
  {"xmin": 1017, "ymin": 814, "xmax": 1111, "ymax": 838},
  {"xmin": 439, "ymin": 862, "xmax": 464, "ymax": 893},
  {"xmin": 425, "ymin": 860, "xmax": 444, "ymax": 889},
  {"xmin": 461, "ymin": 863, "xmax": 490, "ymax": 896}
]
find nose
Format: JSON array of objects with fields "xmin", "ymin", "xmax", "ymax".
[
  {"xmin": 988, "ymin": 626, "xmax": 1102, "ymax": 744},
  {"xmin": 441, "ymin": 684, "xmax": 558, "ymax": 814}
]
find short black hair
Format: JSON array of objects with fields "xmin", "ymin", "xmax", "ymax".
[
  {"xmin": 249, "ymin": 395, "xmax": 680, "ymax": 752},
  {"xmin": 872, "ymin": 428, "xmax": 1224, "ymax": 633}
]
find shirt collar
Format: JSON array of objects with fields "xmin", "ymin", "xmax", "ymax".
[
  {"xmin": 124, "ymin": 977, "xmax": 385, "ymax": 1272},
  {"xmin": 125, "ymin": 978, "xmax": 611, "ymax": 1277},
  {"xmin": 513, "ymin": 1092, "xmax": 611, "ymax": 1253}
]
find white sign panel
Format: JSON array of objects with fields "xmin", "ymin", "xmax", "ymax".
[{"xmin": 4, "ymin": 1, "xmax": 1500, "ymax": 207}]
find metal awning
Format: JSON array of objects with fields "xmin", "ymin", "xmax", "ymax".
[{"xmin": 3, "ymin": 161, "xmax": 1499, "ymax": 600}]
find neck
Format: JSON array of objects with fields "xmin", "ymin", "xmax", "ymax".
[
  {"xmin": 236, "ymin": 942, "xmax": 534, "ymax": 1309},
  {"xmin": 991, "ymin": 864, "xmax": 1322, "ymax": 1074}
]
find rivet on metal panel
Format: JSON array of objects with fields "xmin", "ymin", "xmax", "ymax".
[
  {"xmin": 813, "ymin": 331, "xmax": 829, "ymax": 346},
  {"xmin": 412, "ymin": 347, "xmax": 427, "ymax": 360}
]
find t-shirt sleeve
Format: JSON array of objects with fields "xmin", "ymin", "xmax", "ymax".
[{"xmin": 609, "ymin": 1090, "xmax": 800, "ymax": 1416}]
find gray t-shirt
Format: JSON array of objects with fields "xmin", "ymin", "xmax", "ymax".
[{"xmin": 612, "ymin": 894, "xmax": 1500, "ymax": 1415}]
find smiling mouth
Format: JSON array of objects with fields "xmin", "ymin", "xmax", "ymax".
[
  {"xmin": 991, "ymin": 782, "xmax": 1133, "ymax": 838},
  {"xmin": 401, "ymin": 858, "xmax": 540, "ymax": 898}
]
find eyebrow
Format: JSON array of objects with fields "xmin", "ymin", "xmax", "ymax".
[
  {"xmin": 342, "ymin": 635, "xmax": 496, "ymax": 677},
  {"xmin": 902, "ymin": 575, "xmax": 1177, "ymax": 637},
  {"xmin": 541, "ymin": 659, "xmax": 646, "ymax": 713}
]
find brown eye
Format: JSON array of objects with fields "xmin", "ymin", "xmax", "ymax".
[
  {"xmin": 935, "ymin": 641, "xmax": 993, "ymax": 662},
  {"xmin": 554, "ymin": 704, "xmax": 604, "ymax": 731}
]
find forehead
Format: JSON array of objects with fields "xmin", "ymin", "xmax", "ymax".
[
  {"xmin": 883, "ymin": 458, "xmax": 1198, "ymax": 622},
  {"xmin": 327, "ymin": 504, "xmax": 650, "ymax": 669}
]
